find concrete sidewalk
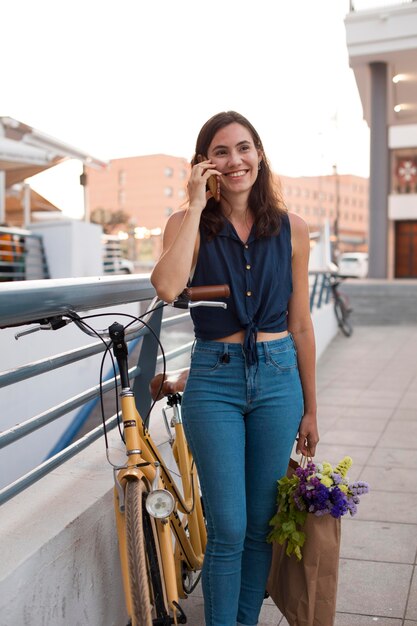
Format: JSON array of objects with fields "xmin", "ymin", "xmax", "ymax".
[{"xmin": 180, "ymin": 325, "xmax": 417, "ymax": 625}]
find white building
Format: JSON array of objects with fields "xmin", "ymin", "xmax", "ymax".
[{"xmin": 345, "ymin": 0, "xmax": 417, "ymax": 278}]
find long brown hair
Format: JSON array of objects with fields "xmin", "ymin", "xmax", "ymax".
[{"xmin": 190, "ymin": 111, "xmax": 287, "ymax": 239}]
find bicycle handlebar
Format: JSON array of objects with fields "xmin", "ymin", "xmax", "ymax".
[
  {"xmin": 13, "ymin": 284, "xmax": 230, "ymax": 340},
  {"xmin": 182, "ymin": 284, "xmax": 230, "ymax": 301}
]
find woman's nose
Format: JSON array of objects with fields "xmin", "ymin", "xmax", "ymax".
[{"xmin": 227, "ymin": 150, "xmax": 242, "ymax": 168}]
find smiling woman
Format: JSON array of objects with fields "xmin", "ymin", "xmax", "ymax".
[{"xmin": 151, "ymin": 111, "xmax": 318, "ymax": 626}]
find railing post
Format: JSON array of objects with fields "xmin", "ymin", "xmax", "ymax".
[
  {"xmin": 132, "ymin": 303, "xmax": 164, "ymax": 425},
  {"xmin": 309, "ymin": 273, "xmax": 319, "ymax": 311}
]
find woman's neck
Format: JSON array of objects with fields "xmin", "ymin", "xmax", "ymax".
[{"xmin": 220, "ymin": 194, "xmax": 251, "ymax": 223}]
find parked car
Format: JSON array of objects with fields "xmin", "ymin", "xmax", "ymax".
[
  {"xmin": 337, "ymin": 252, "xmax": 368, "ymax": 278},
  {"xmin": 102, "ymin": 235, "xmax": 134, "ymax": 274}
]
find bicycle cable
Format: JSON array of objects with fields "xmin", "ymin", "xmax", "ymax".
[{"xmin": 65, "ymin": 303, "xmax": 169, "ymax": 453}]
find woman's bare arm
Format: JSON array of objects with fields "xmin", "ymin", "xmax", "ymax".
[
  {"xmin": 150, "ymin": 208, "xmax": 201, "ymax": 302},
  {"xmin": 287, "ymin": 212, "xmax": 319, "ymax": 457},
  {"xmin": 151, "ymin": 159, "xmax": 221, "ymax": 302}
]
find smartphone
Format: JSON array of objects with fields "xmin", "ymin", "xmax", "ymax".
[{"xmin": 198, "ymin": 155, "xmax": 220, "ymax": 201}]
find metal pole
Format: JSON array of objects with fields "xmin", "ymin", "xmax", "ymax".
[
  {"xmin": 23, "ymin": 183, "xmax": 31, "ymax": 226},
  {"xmin": 332, "ymin": 164, "xmax": 340, "ymax": 263},
  {"xmin": 369, "ymin": 62, "xmax": 389, "ymax": 278},
  {"xmin": 80, "ymin": 165, "xmax": 89, "ymax": 222}
]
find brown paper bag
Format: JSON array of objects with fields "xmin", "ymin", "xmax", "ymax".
[{"xmin": 266, "ymin": 460, "xmax": 341, "ymax": 626}]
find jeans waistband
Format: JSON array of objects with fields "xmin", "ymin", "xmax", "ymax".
[{"xmin": 193, "ymin": 334, "xmax": 294, "ymax": 357}]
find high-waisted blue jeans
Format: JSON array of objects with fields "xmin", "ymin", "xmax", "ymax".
[{"xmin": 181, "ymin": 336, "xmax": 304, "ymax": 626}]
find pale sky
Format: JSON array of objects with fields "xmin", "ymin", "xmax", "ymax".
[{"xmin": 2, "ymin": 0, "xmax": 370, "ymax": 218}]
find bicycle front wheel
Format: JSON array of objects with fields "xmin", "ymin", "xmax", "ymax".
[
  {"xmin": 125, "ymin": 479, "xmax": 168, "ymax": 626},
  {"xmin": 334, "ymin": 296, "xmax": 353, "ymax": 337}
]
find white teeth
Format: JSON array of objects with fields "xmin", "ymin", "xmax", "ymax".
[{"xmin": 228, "ymin": 171, "xmax": 246, "ymax": 178}]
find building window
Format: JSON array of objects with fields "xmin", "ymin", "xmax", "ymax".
[
  {"xmin": 164, "ymin": 186, "xmax": 173, "ymax": 197},
  {"xmin": 164, "ymin": 167, "xmax": 174, "ymax": 177},
  {"xmin": 119, "ymin": 170, "xmax": 126, "ymax": 186},
  {"xmin": 179, "ymin": 169, "xmax": 187, "ymax": 179},
  {"xmin": 178, "ymin": 189, "xmax": 186, "ymax": 199},
  {"xmin": 118, "ymin": 190, "xmax": 126, "ymax": 206},
  {"xmin": 165, "ymin": 207, "xmax": 173, "ymax": 216}
]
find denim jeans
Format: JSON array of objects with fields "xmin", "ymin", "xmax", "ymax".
[{"xmin": 181, "ymin": 336, "xmax": 304, "ymax": 626}]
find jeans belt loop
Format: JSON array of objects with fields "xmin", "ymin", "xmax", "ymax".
[{"xmin": 221, "ymin": 343, "xmax": 230, "ymax": 364}]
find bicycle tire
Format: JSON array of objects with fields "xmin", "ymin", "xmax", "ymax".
[
  {"xmin": 125, "ymin": 479, "xmax": 168, "ymax": 626},
  {"xmin": 334, "ymin": 295, "xmax": 353, "ymax": 337}
]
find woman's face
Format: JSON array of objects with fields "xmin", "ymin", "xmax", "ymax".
[{"xmin": 206, "ymin": 122, "xmax": 262, "ymax": 199}]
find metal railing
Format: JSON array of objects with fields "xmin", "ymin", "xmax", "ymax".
[
  {"xmin": 0, "ymin": 272, "xmax": 332, "ymax": 506},
  {"xmin": 0, "ymin": 275, "xmax": 192, "ymax": 505},
  {"xmin": 349, "ymin": 0, "xmax": 415, "ymax": 11},
  {"xmin": 309, "ymin": 270, "xmax": 333, "ymax": 310}
]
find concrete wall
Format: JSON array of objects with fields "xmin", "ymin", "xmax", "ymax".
[
  {"xmin": 313, "ymin": 301, "xmax": 339, "ymax": 361},
  {"xmin": 0, "ymin": 430, "xmax": 127, "ymax": 626},
  {"xmin": 29, "ymin": 219, "xmax": 103, "ymax": 278}
]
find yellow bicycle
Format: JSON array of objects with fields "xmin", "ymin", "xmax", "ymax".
[{"xmin": 17, "ymin": 284, "xmax": 229, "ymax": 625}]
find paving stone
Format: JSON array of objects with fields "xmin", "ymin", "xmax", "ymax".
[
  {"xmin": 332, "ymin": 416, "xmax": 390, "ymax": 433},
  {"xmin": 319, "ymin": 429, "xmax": 381, "ymax": 447},
  {"xmin": 337, "ymin": 559, "xmax": 413, "ymax": 617},
  {"xmin": 399, "ymin": 392, "xmax": 417, "ymax": 410},
  {"xmin": 335, "ymin": 615, "xmax": 402, "ymax": 625},
  {"xmin": 367, "ymin": 448, "xmax": 417, "ymax": 469},
  {"xmin": 361, "ymin": 465, "xmax": 417, "ymax": 493},
  {"xmin": 340, "ymin": 519, "xmax": 417, "ymax": 563},
  {"xmin": 357, "ymin": 490, "xmax": 417, "ymax": 524},
  {"xmin": 406, "ymin": 567, "xmax": 417, "ymax": 621},
  {"xmin": 314, "ymin": 443, "xmax": 373, "ymax": 466},
  {"xmin": 344, "ymin": 406, "xmax": 395, "ymax": 420},
  {"xmin": 355, "ymin": 392, "xmax": 404, "ymax": 409},
  {"xmin": 391, "ymin": 408, "xmax": 417, "ymax": 421},
  {"xmin": 378, "ymin": 421, "xmax": 417, "ymax": 449}
]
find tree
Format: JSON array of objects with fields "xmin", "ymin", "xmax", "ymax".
[{"xmin": 91, "ymin": 207, "xmax": 131, "ymax": 234}]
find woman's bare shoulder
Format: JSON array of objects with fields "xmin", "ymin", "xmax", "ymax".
[
  {"xmin": 287, "ymin": 212, "xmax": 310, "ymax": 255},
  {"xmin": 163, "ymin": 209, "xmax": 188, "ymax": 239},
  {"xmin": 287, "ymin": 211, "xmax": 309, "ymax": 235}
]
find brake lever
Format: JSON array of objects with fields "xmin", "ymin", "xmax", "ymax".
[
  {"xmin": 172, "ymin": 294, "xmax": 227, "ymax": 310},
  {"xmin": 15, "ymin": 317, "xmax": 71, "ymax": 340}
]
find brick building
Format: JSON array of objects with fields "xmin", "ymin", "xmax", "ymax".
[
  {"xmin": 86, "ymin": 154, "xmax": 368, "ymax": 263},
  {"xmin": 278, "ymin": 172, "xmax": 369, "ymax": 255}
]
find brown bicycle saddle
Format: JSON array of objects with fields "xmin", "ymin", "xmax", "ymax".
[{"xmin": 149, "ymin": 368, "xmax": 190, "ymax": 401}]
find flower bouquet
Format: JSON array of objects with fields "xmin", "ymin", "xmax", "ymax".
[{"xmin": 268, "ymin": 456, "xmax": 370, "ymax": 561}]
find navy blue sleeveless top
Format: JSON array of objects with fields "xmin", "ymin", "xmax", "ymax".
[{"xmin": 189, "ymin": 213, "xmax": 293, "ymax": 364}]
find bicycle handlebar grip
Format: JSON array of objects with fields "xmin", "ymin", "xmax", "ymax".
[{"xmin": 182, "ymin": 284, "xmax": 230, "ymax": 301}]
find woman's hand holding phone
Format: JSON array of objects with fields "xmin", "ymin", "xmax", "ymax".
[{"xmin": 196, "ymin": 155, "xmax": 221, "ymax": 202}]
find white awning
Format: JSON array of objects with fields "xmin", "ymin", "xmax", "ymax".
[{"xmin": 0, "ymin": 137, "xmax": 53, "ymax": 168}]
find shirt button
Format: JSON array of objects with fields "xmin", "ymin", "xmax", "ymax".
[
  {"xmin": 246, "ymin": 291, "xmax": 252, "ymax": 297},
  {"xmin": 244, "ymin": 244, "xmax": 249, "ymax": 249},
  {"xmin": 246, "ymin": 264, "xmax": 251, "ymax": 270}
]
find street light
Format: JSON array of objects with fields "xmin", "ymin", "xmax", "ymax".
[{"xmin": 332, "ymin": 164, "xmax": 340, "ymax": 263}]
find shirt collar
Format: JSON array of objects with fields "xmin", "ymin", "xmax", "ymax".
[{"xmin": 217, "ymin": 218, "xmax": 256, "ymax": 244}]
